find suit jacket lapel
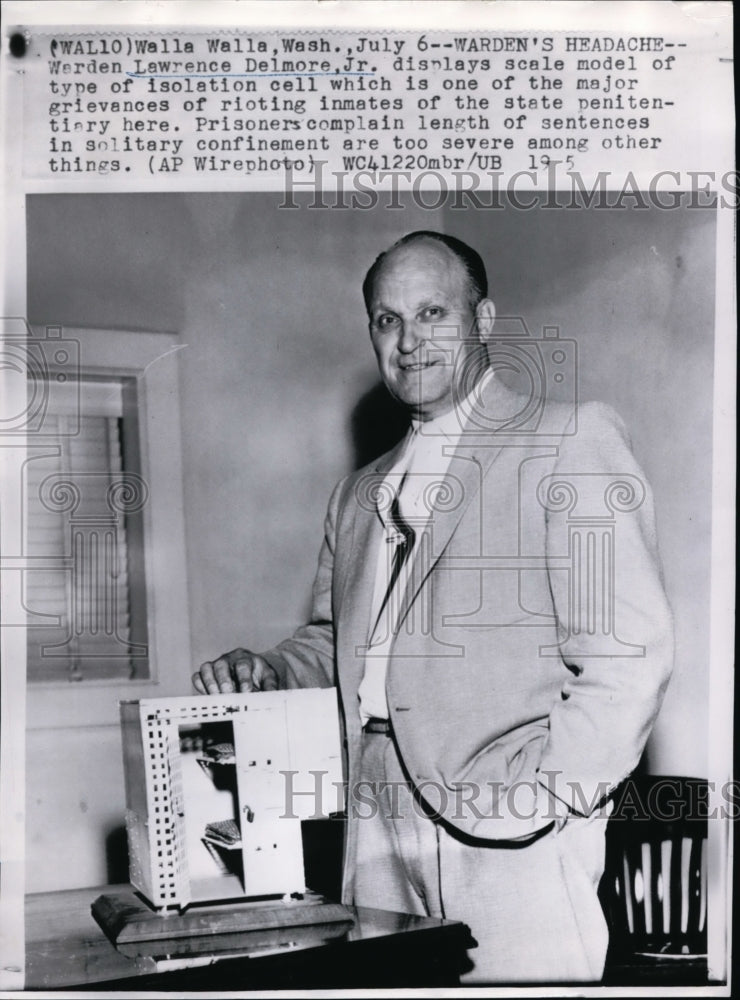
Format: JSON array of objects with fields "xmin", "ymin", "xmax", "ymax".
[
  {"xmin": 393, "ymin": 440, "xmax": 502, "ymax": 632},
  {"xmin": 394, "ymin": 375, "xmax": 525, "ymax": 632},
  {"xmin": 339, "ymin": 375, "xmax": 532, "ymax": 662}
]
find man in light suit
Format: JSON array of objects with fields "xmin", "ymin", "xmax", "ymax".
[{"xmin": 194, "ymin": 232, "xmax": 674, "ymax": 982}]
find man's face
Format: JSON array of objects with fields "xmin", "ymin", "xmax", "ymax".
[{"xmin": 367, "ymin": 240, "xmax": 483, "ymax": 422}]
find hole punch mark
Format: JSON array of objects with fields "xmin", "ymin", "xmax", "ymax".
[{"xmin": 9, "ymin": 33, "xmax": 27, "ymax": 58}]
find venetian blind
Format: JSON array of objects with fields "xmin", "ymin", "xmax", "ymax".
[{"xmin": 25, "ymin": 378, "xmax": 147, "ymax": 682}]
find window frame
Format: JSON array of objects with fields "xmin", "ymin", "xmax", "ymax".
[{"xmin": 25, "ymin": 327, "xmax": 192, "ymax": 730}]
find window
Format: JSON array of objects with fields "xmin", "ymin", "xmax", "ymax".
[
  {"xmin": 22, "ymin": 327, "xmax": 191, "ymax": 729},
  {"xmin": 25, "ymin": 377, "xmax": 149, "ymax": 683}
]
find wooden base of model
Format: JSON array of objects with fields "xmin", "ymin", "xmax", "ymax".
[{"xmin": 92, "ymin": 888, "xmax": 353, "ymax": 958}]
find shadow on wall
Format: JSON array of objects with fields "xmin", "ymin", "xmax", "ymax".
[
  {"xmin": 351, "ymin": 381, "xmax": 410, "ymax": 469},
  {"xmin": 105, "ymin": 824, "xmax": 129, "ymax": 885}
]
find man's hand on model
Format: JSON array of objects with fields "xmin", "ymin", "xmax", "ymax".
[{"xmin": 192, "ymin": 648, "xmax": 279, "ymax": 694}]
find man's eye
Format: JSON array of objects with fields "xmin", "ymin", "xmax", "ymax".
[
  {"xmin": 421, "ymin": 306, "xmax": 444, "ymax": 321},
  {"xmin": 376, "ymin": 314, "xmax": 398, "ymax": 328}
]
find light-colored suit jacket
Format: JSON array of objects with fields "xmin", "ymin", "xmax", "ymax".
[{"xmin": 262, "ymin": 375, "xmax": 673, "ymax": 935}]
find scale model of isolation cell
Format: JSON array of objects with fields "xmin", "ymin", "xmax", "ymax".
[{"xmin": 120, "ymin": 688, "xmax": 344, "ymax": 910}]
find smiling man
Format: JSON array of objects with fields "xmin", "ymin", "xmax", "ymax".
[
  {"xmin": 363, "ymin": 232, "xmax": 495, "ymax": 420},
  {"xmin": 194, "ymin": 231, "xmax": 673, "ymax": 983}
]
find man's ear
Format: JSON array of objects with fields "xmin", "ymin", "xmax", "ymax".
[{"xmin": 475, "ymin": 298, "xmax": 496, "ymax": 340}]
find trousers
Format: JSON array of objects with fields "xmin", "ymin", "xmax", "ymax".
[{"xmin": 350, "ymin": 730, "xmax": 610, "ymax": 984}]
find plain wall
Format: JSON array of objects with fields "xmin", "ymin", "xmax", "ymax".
[{"xmin": 24, "ymin": 193, "xmax": 715, "ymax": 890}]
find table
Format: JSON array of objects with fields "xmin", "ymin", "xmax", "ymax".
[{"xmin": 25, "ymin": 885, "xmax": 474, "ymax": 989}]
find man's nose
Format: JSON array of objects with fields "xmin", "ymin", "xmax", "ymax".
[{"xmin": 397, "ymin": 318, "xmax": 426, "ymax": 353}]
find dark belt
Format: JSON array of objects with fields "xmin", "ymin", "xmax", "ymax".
[{"xmin": 363, "ymin": 717, "xmax": 392, "ymax": 735}]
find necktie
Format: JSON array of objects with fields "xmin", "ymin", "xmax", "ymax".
[{"xmin": 375, "ymin": 472, "xmax": 416, "ymax": 627}]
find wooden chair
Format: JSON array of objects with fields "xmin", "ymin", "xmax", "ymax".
[{"xmin": 600, "ymin": 774, "xmax": 708, "ymax": 984}]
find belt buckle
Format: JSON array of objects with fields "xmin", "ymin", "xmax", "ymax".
[{"xmin": 363, "ymin": 717, "xmax": 391, "ymax": 735}]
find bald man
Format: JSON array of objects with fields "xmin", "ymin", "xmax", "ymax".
[{"xmin": 194, "ymin": 232, "xmax": 673, "ymax": 983}]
